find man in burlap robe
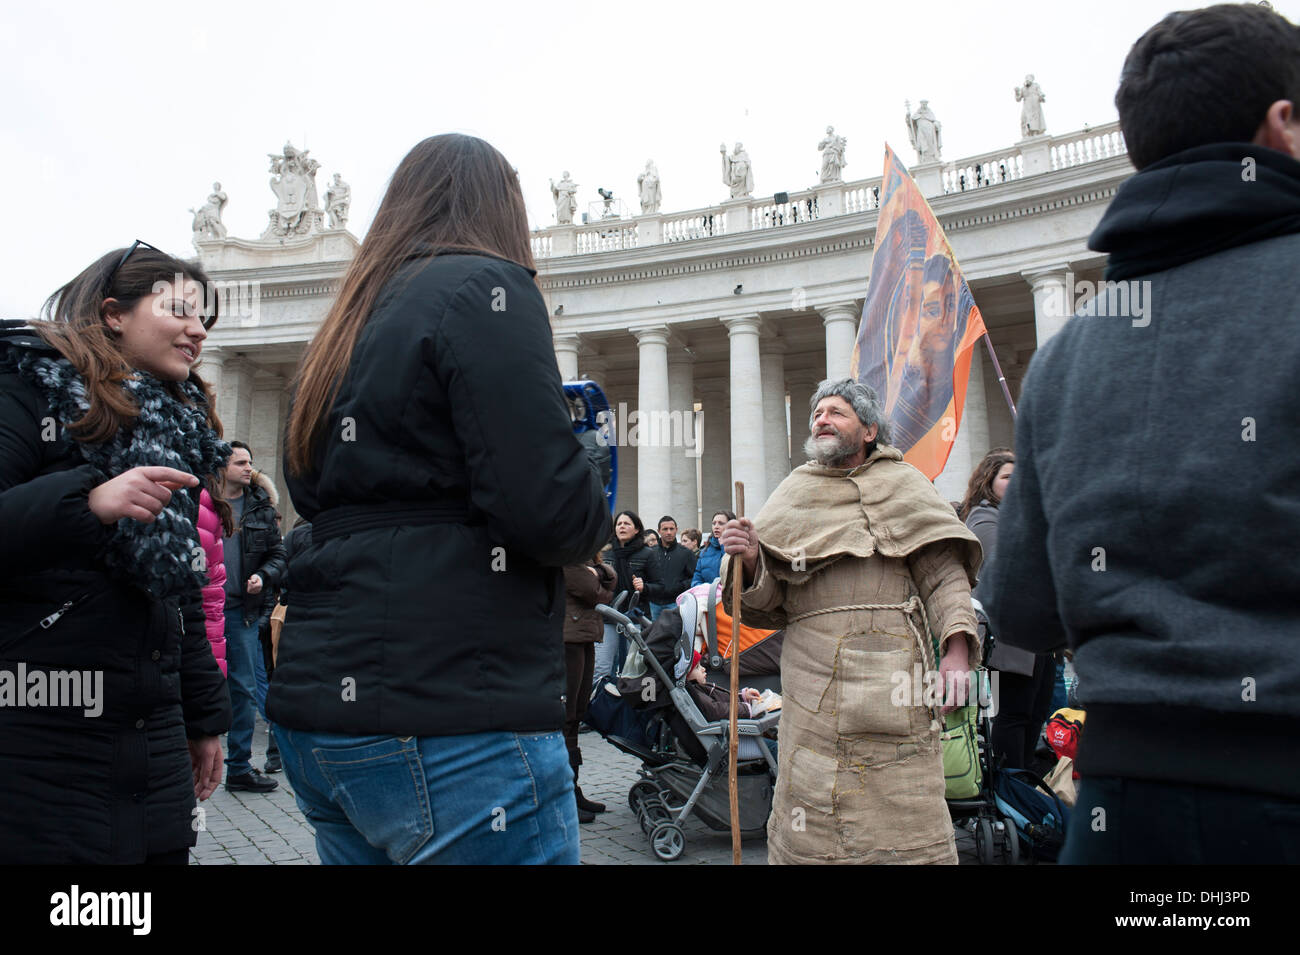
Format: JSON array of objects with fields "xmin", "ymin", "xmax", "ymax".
[{"xmin": 721, "ymin": 379, "xmax": 981, "ymax": 864}]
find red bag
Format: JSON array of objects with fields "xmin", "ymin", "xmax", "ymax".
[{"xmin": 1045, "ymin": 707, "xmax": 1085, "ymax": 777}]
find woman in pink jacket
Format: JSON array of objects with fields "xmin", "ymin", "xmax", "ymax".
[{"xmin": 197, "ymin": 486, "xmax": 229, "ymax": 677}]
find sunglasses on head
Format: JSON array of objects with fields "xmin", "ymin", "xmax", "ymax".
[{"xmin": 104, "ymin": 240, "xmax": 219, "ymax": 330}]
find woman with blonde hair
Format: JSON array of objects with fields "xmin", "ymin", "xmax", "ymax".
[{"xmin": 270, "ymin": 134, "xmax": 610, "ymax": 865}]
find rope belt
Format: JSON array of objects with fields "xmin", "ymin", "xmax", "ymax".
[{"xmin": 787, "ymin": 594, "xmax": 941, "ymax": 728}]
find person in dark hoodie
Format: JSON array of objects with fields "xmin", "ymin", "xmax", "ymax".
[
  {"xmin": 983, "ymin": 3, "xmax": 1300, "ymax": 863},
  {"xmin": 0, "ymin": 244, "xmax": 231, "ymax": 863}
]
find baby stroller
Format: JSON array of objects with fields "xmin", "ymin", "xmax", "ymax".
[
  {"xmin": 947, "ymin": 599, "xmax": 1072, "ymax": 863},
  {"xmin": 592, "ymin": 590, "xmax": 780, "ymax": 862}
]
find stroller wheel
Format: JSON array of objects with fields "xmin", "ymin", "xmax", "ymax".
[
  {"xmin": 999, "ymin": 812, "xmax": 1021, "ymax": 865},
  {"xmin": 628, "ymin": 781, "xmax": 658, "ymax": 813},
  {"xmin": 975, "ymin": 816, "xmax": 995, "ymax": 866},
  {"xmin": 649, "ymin": 821, "xmax": 685, "ymax": 862}
]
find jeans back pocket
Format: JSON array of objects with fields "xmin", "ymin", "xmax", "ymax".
[{"xmin": 313, "ymin": 736, "xmax": 434, "ymax": 864}]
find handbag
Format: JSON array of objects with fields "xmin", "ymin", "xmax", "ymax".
[{"xmin": 942, "ymin": 705, "xmax": 983, "ymax": 799}]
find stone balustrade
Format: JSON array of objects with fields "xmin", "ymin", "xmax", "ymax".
[{"xmin": 530, "ymin": 121, "xmax": 1127, "ymax": 258}]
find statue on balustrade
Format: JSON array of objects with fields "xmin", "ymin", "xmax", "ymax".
[
  {"xmin": 818, "ymin": 126, "xmax": 847, "ymax": 183},
  {"xmin": 551, "ymin": 171, "xmax": 579, "ymax": 225},
  {"xmin": 263, "ymin": 142, "xmax": 325, "ymax": 237},
  {"xmin": 325, "ymin": 173, "xmax": 352, "ymax": 230},
  {"xmin": 190, "ymin": 182, "xmax": 228, "ymax": 240},
  {"xmin": 905, "ymin": 100, "xmax": 943, "ymax": 163},
  {"xmin": 1015, "ymin": 74, "xmax": 1047, "ymax": 138},
  {"xmin": 638, "ymin": 160, "xmax": 661, "ymax": 214},
  {"xmin": 720, "ymin": 142, "xmax": 754, "ymax": 198}
]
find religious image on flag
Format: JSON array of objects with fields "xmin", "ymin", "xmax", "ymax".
[{"xmin": 850, "ymin": 144, "xmax": 988, "ymax": 480}]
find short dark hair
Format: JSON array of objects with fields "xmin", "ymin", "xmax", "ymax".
[
  {"xmin": 681, "ymin": 528, "xmax": 702, "ymax": 545},
  {"xmin": 228, "ymin": 440, "xmax": 252, "ymax": 462},
  {"xmin": 657, "ymin": 516, "xmax": 676, "ymax": 529},
  {"xmin": 1116, "ymin": 4, "xmax": 1300, "ymax": 169}
]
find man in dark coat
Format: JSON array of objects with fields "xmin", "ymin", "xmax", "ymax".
[
  {"xmin": 984, "ymin": 4, "xmax": 1300, "ymax": 863},
  {"xmin": 219, "ymin": 442, "xmax": 286, "ymax": 792},
  {"xmin": 644, "ymin": 516, "xmax": 696, "ymax": 619}
]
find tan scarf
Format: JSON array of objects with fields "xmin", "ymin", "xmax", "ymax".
[{"xmin": 753, "ymin": 444, "xmax": 982, "ymax": 582}]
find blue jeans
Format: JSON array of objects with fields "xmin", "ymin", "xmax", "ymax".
[
  {"xmin": 592, "ymin": 622, "xmax": 625, "ymax": 685},
  {"xmin": 649, "ymin": 601, "xmax": 671, "ymax": 621},
  {"xmin": 273, "ymin": 726, "xmax": 580, "ymax": 864},
  {"xmin": 224, "ymin": 609, "xmax": 261, "ymax": 776}
]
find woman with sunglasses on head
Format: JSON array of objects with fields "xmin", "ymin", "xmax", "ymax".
[
  {"xmin": 0, "ymin": 243, "xmax": 232, "ymax": 864},
  {"xmin": 272, "ymin": 134, "xmax": 610, "ymax": 865}
]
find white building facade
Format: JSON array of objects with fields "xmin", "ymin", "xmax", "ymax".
[{"xmin": 197, "ymin": 124, "xmax": 1132, "ymax": 530}]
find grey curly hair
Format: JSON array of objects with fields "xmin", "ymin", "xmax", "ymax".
[{"xmin": 808, "ymin": 378, "xmax": 892, "ymax": 445}]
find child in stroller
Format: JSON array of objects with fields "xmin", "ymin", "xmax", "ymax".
[{"xmin": 587, "ymin": 587, "xmax": 780, "ymax": 861}]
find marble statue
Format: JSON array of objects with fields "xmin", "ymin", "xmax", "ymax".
[
  {"xmin": 325, "ymin": 173, "xmax": 352, "ymax": 230},
  {"xmin": 190, "ymin": 182, "xmax": 228, "ymax": 239},
  {"xmin": 637, "ymin": 160, "xmax": 661, "ymax": 214},
  {"xmin": 263, "ymin": 142, "xmax": 324, "ymax": 237},
  {"xmin": 551, "ymin": 172, "xmax": 579, "ymax": 225},
  {"xmin": 818, "ymin": 126, "xmax": 847, "ymax": 183},
  {"xmin": 1015, "ymin": 74, "xmax": 1047, "ymax": 138},
  {"xmin": 905, "ymin": 100, "xmax": 943, "ymax": 163},
  {"xmin": 720, "ymin": 142, "xmax": 754, "ymax": 198}
]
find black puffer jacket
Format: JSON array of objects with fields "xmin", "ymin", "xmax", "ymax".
[
  {"xmin": 644, "ymin": 541, "xmax": 697, "ymax": 605},
  {"xmin": 269, "ymin": 251, "xmax": 611, "ymax": 736},
  {"xmin": 607, "ymin": 537, "xmax": 653, "ymax": 605},
  {"xmin": 0, "ymin": 324, "xmax": 231, "ymax": 863}
]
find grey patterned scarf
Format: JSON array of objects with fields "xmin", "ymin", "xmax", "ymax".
[{"xmin": 6, "ymin": 350, "xmax": 231, "ymax": 597}]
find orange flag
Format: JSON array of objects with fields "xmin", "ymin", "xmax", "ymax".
[{"xmin": 851, "ymin": 145, "xmax": 988, "ymax": 480}]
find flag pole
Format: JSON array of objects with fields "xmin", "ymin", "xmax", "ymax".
[
  {"xmin": 729, "ymin": 481, "xmax": 745, "ymax": 865},
  {"xmin": 982, "ymin": 333, "xmax": 1017, "ymax": 420}
]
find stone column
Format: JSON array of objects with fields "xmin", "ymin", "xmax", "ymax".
[
  {"xmin": 250, "ymin": 375, "xmax": 287, "ymax": 497},
  {"xmin": 553, "ymin": 333, "xmax": 581, "ymax": 381},
  {"xmin": 820, "ymin": 302, "xmax": 859, "ymax": 379},
  {"xmin": 219, "ymin": 357, "xmax": 255, "ymax": 444},
  {"xmin": 1025, "ymin": 267, "xmax": 1071, "ymax": 348},
  {"xmin": 760, "ymin": 336, "xmax": 790, "ymax": 494},
  {"xmin": 667, "ymin": 349, "xmax": 699, "ymax": 531},
  {"xmin": 787, "ymin": 376, "xmax": 817, "ymax": 467},
  {"xmin": 723, "ymin": 315, "xmax": 768, "ymax": 511},
  {"xmin": 199, "ymin": 347, "xmax": 225, "ymax": 420},
  {"xmin": 634, "ymin": 325, "xmax": 672, "ymax": 528},
  {"xmin": 697, "ymin": 381, "xmax": 731, "ymax": 518},
  {"xmin": 934, "ymin": 348, "xmax": 991, "ymax": 503}
]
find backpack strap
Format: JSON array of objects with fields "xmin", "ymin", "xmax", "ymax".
[{"xmin": 704, "ymin": 577, "xmax": 722, "ymax": 669}]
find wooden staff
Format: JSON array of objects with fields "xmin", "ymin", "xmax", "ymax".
[{"xmin": 729, "ymin": 481, "xmax": 745, "ymax": 865}]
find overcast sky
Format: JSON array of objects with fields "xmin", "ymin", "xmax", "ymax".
[{"xmin": 3, "ymin": 0, "xmax": 1296, "ymax": 318}]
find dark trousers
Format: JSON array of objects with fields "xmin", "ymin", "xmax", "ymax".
[
  {"xmin": 1062, "ymin": 776, "xmax": 1300, "ymax": 864},
  {"xmin": 563, "ymin": 642, "xmax": 595, "ymax": 777},
  {"xmin": 991, "ymin": 651, "xmax": 1056, "ymax": 769}
]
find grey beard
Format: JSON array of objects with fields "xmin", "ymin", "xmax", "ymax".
[{"xmin": 803, "ymin": 431, "xmax": 860, "ymax": 467}]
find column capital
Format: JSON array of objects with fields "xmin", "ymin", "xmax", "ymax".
[
  {"xmin": 759, "ymin": 332, "xmax": 788, "ymax": 355},
  {"xmin": 818, "ymin": 301, "xmax": 859, "ymax": 325},
  {"xmin": 200, "ymin": 346, "xmax": 226, "ymax": 366},
  {"xmin": 632, "ymin": 324, "xmax": 672, "ymax": 347},
  {"xmin": 1021, "ymin": 265, "xmax": 1072, "ymax": 290},
  {"xmin": 721, "ymin": 314, "xmax": 763, "ymax": 336},
  {"xmin": 552, "ymin": 332, "xmax": 583, "ymax": 350}
]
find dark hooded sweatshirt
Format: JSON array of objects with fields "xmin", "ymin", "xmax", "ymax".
[{"xmin": 984, "ymin": 143, "xmax": 1300, "ymax": 798}]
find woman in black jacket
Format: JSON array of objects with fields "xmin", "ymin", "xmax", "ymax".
[
  {"xmin": 961, "ymin": 448, "xmax": 1051, "ymax": 769},
  {"xmin": 0, "ymin": 244, "xmax": 232, "ymax": 863},
  {"xmin": 591, "ymin": 510, "xmax": 654, "ymax": 684},
  {"xmin": 270, "ymin": 135, "xmax": 610, "ymax": 865}
]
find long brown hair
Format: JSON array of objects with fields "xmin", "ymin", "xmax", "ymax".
[
  {"xmin": 958, "ymin": 448, "xmax": 1015, "ymax": 521},
  {"xmin": 285, "ymin": 134, "xmax": 536, "ymax": 476},
  {"xmin": 35, "ymin": 246, "xmax": 222, "ymax": 443}
]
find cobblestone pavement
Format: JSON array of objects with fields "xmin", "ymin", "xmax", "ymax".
[{"xmin": 191, "ymin": 721, "xmax": 980, "ymax": 865}]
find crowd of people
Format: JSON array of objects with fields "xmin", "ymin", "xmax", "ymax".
[{"xmin": 1, "ymin": 3, "xmax": 1297, "ymax": 865}]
